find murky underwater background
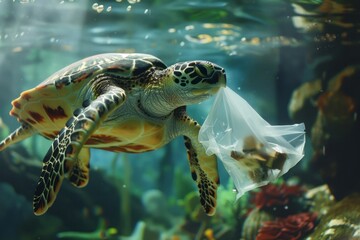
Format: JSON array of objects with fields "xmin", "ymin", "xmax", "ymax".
[{"xmin": 0, "ymin": 0, "xmax": 359, "ymax": 239}]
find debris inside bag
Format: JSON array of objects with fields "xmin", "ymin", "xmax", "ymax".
[{"xmin": 230, "ymin": 135, "xmax": 288, "ymax": 183}]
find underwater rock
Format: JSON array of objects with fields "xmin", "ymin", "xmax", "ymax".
[
  {"xmin": 242, "ymin": 208, "xmax": 274, "ymax": 240},
  {"xmin": 312, "ymin": 66, "xmax": 360, "ymax": 199},
  {"xmin": 142, "ymin": 189, "xmax": 168, "ymax": 220},
  {"xmin": 0, "ymin": 183, "xmax": 32, "ymax": 239},
  {"xmin": 256, "ymin": 212, "xmax": 317, "ymax": 240},
  {"xmin": 289, "ymin": 65, "xmax": 360, "ymax": 200},
  {"xmin": 141, "ymin": 189, "xmax": 175, "ymax": 231},
  {"xmin": 0, "ymin": 144, "xmax": 42, "ymax": 202},
  {"xmin": 305, "ymin": 185, "xmax": 335, "ymax": 217},
  {"xmin": 312, "ymin": 90, "xmax": 356, "ymax": 150},
  {"xmin": 0, "ymin": 143, "xmax": 140, "ymax": 236},
  {"xmin": 309, "ymin": 193, "xmax": 360, "ymax": 240},
  {"xmin": 19, "ymin": 214, "xmax": 62, "ymax": 240},
  {"xmin": 288, "ymin": 79, "xmax": 322, "ymax": 127}
]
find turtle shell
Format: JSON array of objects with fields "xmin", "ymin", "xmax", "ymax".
[{"xmin": 10, "ymin": 53, "xmax": 167, "ymax": 138}]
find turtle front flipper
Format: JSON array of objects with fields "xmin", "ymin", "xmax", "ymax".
[
  {"xmin": 175, "ymin": 108, "xmax": 220, "ymax": 216},
  {"xmin": 33, "ymin": 85, "xmax": 126, "ymax": 215}
]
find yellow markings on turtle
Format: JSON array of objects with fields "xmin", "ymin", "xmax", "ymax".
[
  {"xmin": 114, "ymin": 120, "xmax": 142, "ymax": 137},
  {"xmin": 141, "ymin": 121, "xmax": 166, "ymax": 145},
  {"xmin": 103, "ymin": 120, "xmax": 165, "ymax": 143},
  {"xmin": 86, "ymin": 134, "xmax": 120, "ymax": 145},
  {"xmin": 89, "ymin": 120, "xmax": 166, "ymax": 153}
]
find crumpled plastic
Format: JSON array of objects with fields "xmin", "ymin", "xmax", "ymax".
[{"xmin": 199, "ymin": 87, "xmax": 305, "ymax": 198}]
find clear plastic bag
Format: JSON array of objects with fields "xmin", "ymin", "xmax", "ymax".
[{"xmin": 199, "ymin": 87, "xmax": 305, "ymax": 198}]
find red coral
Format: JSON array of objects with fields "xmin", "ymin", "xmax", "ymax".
[
  {"xmin": 256, "ymin": 212, "xmax": 317, "ymax": 240},
  {"xmin": 254, "ymin": 184, "xmax": 304, "ymax": 209}
]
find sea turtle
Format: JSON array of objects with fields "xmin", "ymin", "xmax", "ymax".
[{"xmin": 0, "ymin": 53, "xmax": 226, "ymax": 216}]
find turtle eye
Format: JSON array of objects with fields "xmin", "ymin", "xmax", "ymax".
[{"xmin": 195, "ymin": 63, "xmax": 212, "ymax": 77}]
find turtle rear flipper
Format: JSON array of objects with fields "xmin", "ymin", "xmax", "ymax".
[
  {"xmin": 33, "ymin": 84, "xmax": 126, "ymax": 215},
  {"xmin": 0, "ymin": 124, "xmax": 36, "ymax": 151}
]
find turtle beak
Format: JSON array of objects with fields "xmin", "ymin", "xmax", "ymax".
[
  {"xmin": 192, "ymin": 71, "xmax": 226, "ymax": 96},
  {"xmin": 203, "ymin": 70, "xmax": 226, "ymax": 87},
  {"xmin": 218, "ymin": 71, "xmax": 227, "ymax": 88},
  {"xmin": 208, "ymin": 70, "xmax": 227, "ymax": 93}
]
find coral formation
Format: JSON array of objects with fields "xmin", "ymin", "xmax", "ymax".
[
  {"xmin": 256, "ymin": 212, "xmax": 317, "ymax": 240},
  {"xmin": 254, "ymin": 184, "xmax": 303, "ymax": 208}
]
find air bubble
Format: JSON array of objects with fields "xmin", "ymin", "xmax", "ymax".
[
  {"xmin": 92, "ymin": 3, "xmax": 98, "ymax": 10},
  {"xmin": 168, "ymin": 28, "xmax": 176, "ymax": 33},
  {"xmin": 229, "ymin": 51, "xmax": 237, "ymax": 56},
  {"xmin": 96, "ymin": 4, "xmax": 104, "ymax": 13},
  {"xmin": 185, "ymin": 25, "xmax": 194, "ymax": 31}
]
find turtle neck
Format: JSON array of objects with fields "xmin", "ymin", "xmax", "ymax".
[{"xmin": 139, "ymin": 84, "xmax": 182, "ymax": 119}]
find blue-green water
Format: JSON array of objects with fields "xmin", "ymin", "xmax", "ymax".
[{"xmin": 0, "ymin": 0, "xmax": 359, "ymax": 239}]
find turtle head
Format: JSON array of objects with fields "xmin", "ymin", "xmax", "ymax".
[
  {"xmin": 166, "ymin": 61, "xmax": 226, "ymax": 104},
  {"xmin": 141, "ymin": 60, "xmax": 226, "ymax": 117}
]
